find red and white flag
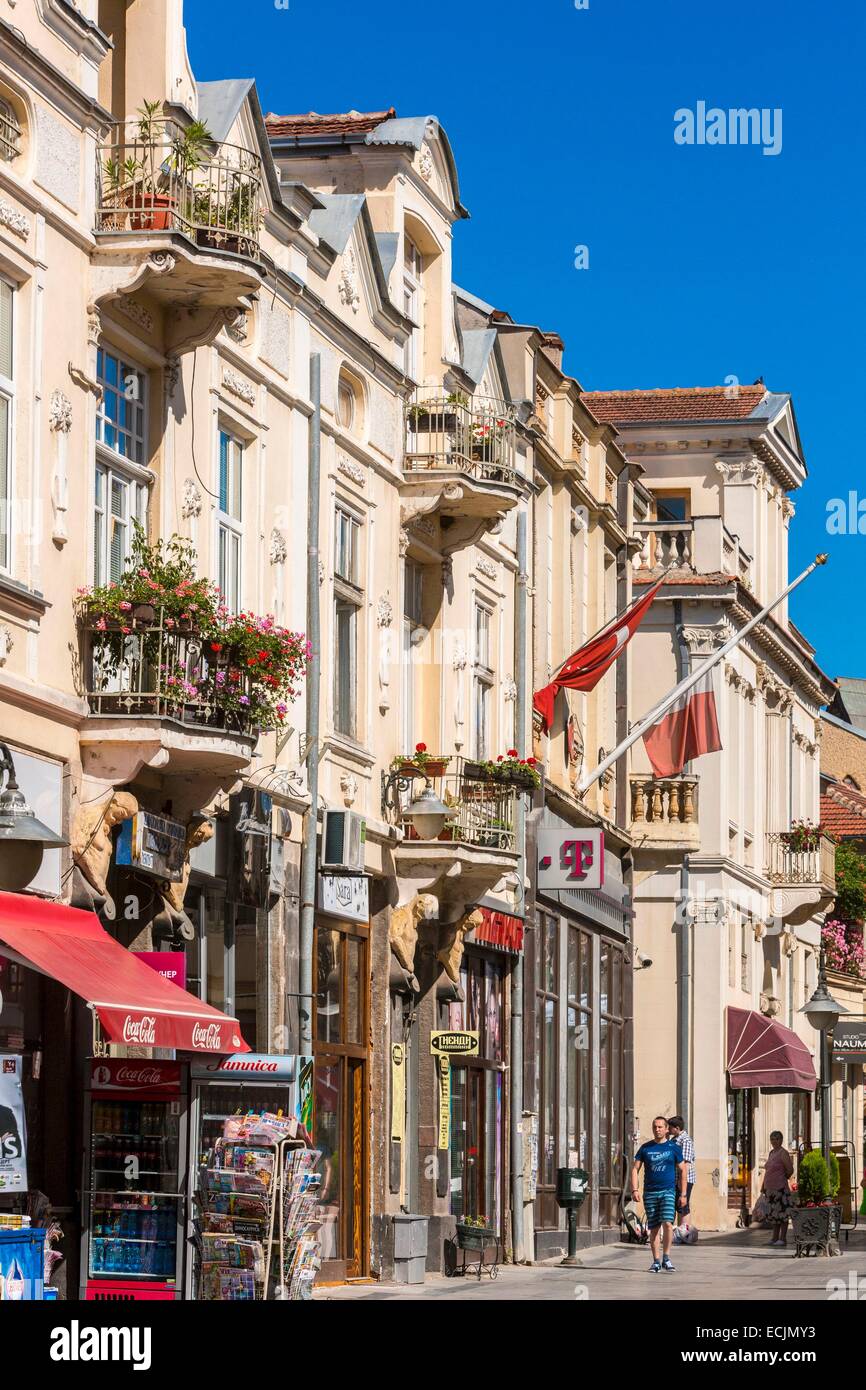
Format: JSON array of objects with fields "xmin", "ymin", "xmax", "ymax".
[
  {"xmin": 642, "ymin": 669, "xmax": 722, "ymax": 777},
  {"xmin": 533, "ymin": 577, "xmax": 664, "ymax": 732}
]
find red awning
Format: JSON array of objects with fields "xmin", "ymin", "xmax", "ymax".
[
  {"xmin": 0, "ymin": 891, "xmax": 249, "ymax": 1054},
  {"xmin": 726, "ymin": 1006, "xmax": 816, "ymax": 1093}
]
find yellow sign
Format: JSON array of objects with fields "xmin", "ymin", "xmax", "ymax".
[
  {"xmin": 430, "ymin": 1030, "xmax": 479, "ymax": 1057},
  {"xmin": 438, "ymin": 1055, "xmax": 451, "ymax": 1150},
  {"xmin": 390, "ymin": 1043, "xmax": 405, "ymax": 1143}
]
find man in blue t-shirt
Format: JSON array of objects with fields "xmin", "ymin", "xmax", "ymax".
[{"xmin": 631, "ymin": 1115, "xmax": 688, "ymax": 1273}]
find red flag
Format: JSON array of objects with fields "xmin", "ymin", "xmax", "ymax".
[
  {"xmin": 533, "ymin": 578, "xmax": 664, "ymax": 732},
  {"xmin": 642, "ymin": 670, "xmax": 722, "ymax": 777}
]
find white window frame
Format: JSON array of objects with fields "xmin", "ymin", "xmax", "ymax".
[
  {"xmin": 401, "ymin": 561, "xmax": 424, "ymax": 751},
  {"xmin": 96, "ymin": 347, "xmax": 147, "ymax": 465},
  {"xmin": 472, "ymin": 601, "xmax": 494, "ymax": 761},
  {"xmin": 333, "ymin": 506, "xmax": 363, "ymax": 739},
  {"xmin": 403, "ymin": 235, "xmax": 423, "ymax": 381},
  {"xmin": 0, "ymin": 97, "xmax": 22, "ymax": 163},
  {"xmin": 217, "ymin": 428, "xmax": 244, "ymax": 610},
  {"xmin": 0, "ymin": 277, "xmax": 14, "ymax": 574},
  {"xmin": 93, "ymin": 458, "xmax": 147, "ymax": 588}
]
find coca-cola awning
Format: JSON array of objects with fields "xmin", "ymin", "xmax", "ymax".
[
  {"xmin": 726, "ymin": 1006, "xmax": 817, "ymax": 1093},
  {"xmin": 0, "ymin": 891, "xmax": 249, "ymax": 1054}
]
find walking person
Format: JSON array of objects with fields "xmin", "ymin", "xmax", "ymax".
[
  {"xmin": 762, "ymin": 1131, "xmax": 795, "ymax": 1247},
  {"xmin": 631, "ymin": 1116, "xmax": 688, "ymax": 1273},
  {"xmin": 667, "ymin": 1115, "xmax": 696, "ymax": 1227}
]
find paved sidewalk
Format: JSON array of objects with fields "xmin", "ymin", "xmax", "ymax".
[{"xmin": 315, "ymin": 1227, "xmax": 866, "ymax": 1301}]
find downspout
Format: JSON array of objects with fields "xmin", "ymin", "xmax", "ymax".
[
  {"xmin": 298, "ymin": 354, "xmax": 321, "ymax": 1051},
  {"xmin": 510, "ymin": 508, "xmax": 528, "ymax": 1263},
  {"xmin": 674, "ymin": 599, "xmax": 691, "ymax": 1122}
]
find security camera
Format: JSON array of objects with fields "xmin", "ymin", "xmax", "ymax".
[{"xmin": 635, "ymin": 950, "xmax": 653, "ymax": 970}]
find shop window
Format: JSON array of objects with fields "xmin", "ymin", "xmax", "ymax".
[
  {"xmin": 567, "ymin": 927, "xmax": 592, "ymax": 1185},
  {"xmin": 0, "ymin": 278, "xmax": 13, "ymax": 572},
  {"xmin": 447, "ymin": 950, "xmax": 506, "ymax": 1236},
  {"xmin": 533, "ymin": 913, "xmax": 559, "ymax": 1231},
  {"xmin": 598, "ymin": 940, "xmax": 625, "ymax": 1225}
]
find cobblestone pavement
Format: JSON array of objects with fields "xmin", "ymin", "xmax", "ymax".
[{"xmin": 315, "ymin": 1227, "xmax": 866, "ymax": 1301}]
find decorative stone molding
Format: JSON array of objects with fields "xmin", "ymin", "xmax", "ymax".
[
  {"xmin": 714, "ymin": 457, "xmax": 763, "ymax": 486},
  {"xmin": 318, "ymin": 560, "xmax": 325, "ymax": 586},
  {"xmin": 377, "ymin": 595, "xmax": 393, "ymax": 713},
  {"xmin": 224, "ymin": 308, "xmax": 249, "ymax": 344},
  {"xmin": 782, "ymin": 497, "xmax": 796, "ymax": 521},
  {"xmin": 411, "ymin": 515, "xmax": 436, "ymax": 538},
  {"xmin": 181, "ymin": 478, "xmax": 203, "ymax": 519},
  {"xmin": 71, "ymin": 791, "xmax": 139, "ymax": 915},
  {"xmin": 340, "ymin": 772, "xmax": 358, "ymax": 807},
  {"xmin": 389, "ymin": 893, "xmax": 438, "ymax": 975},
  {"xmin": 438, "ymin": 908, "xmax": 484, "ymax": 984},
  {"xmin": 792, "ymin": 727, "xmax": 817, "ymax": 756},
  {"xmin": 502, "ymin": 675, "xmax": 517, "ymax": 703},
  {"xmin": 0, "ymin": 625, "xmax": 13, "ymax": 665},
  {"xmin": 35, "ymin": 103, "xmax": 80, "ymax": 212},
  {"xmin": 418, "ymin": 146, "xmax": 434, "ymax": 182},
  {"xmin": 0, "ymin": 197, "xmax": 30, "ymax": 240},
  {"xmin": 724, "ymin": 663, "xmax": 757, "ymax": 701},
  {"xmin": 756, "ymin": 662, "xmax": 794, "ymax": 713},
  {"xmin": 759, "ymin": 991, "xmax": 781, "ymax": 1018},
  {"xmin": 453, "ymin": 636, "xmax": 467, "ymax": 748},
  {"xmin": 269, "ymin": 528, "xmax": 287, "ymax": 564},
  {"xmin": 398, "ymin": 529, "xmax": 409, "ymax": 557},
  {"xmin": 222, "ymin": 367, "xmax": 256, "ymax": 405},
  {"xmin": 115, "ymin": 296, "xmax": 154, "ymax": 334},
  {"xmin": 49, "ymin": 390, "xmax": 72, "ymax": 433},
  {"xmin": 336, "ymin": 451, "xmax": 365, "ymax": 485},
  {"xmin": 682, "ymin": 625, "xmax": 729, "ymax": 656},
  {"xmin": 476, "ymin": 556, "xmax": 497, "ymax": 581},
  {"xmin": 338, "ymin": 248, "xmax": 360, "ymax": 314},
  {"xmin": 535, "ymin": 381, "xmax": 549, "ymax": 413},
  {"xmin": 86, "ymin": 307, "xmax": 101, "ymax": 347},
  {"xmin": 377, "ymin": 596, "xmax": 393, "ymax": 628},
  {"xmin": 163, "ymin": 356, "xmax": 181, "ymax": 400}
]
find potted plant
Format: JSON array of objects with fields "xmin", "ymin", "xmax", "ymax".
[
  {"xmin": 192, "ymin": 175, "xmax": 260, "ymax": 255},
  {"xmin": 781, "ymin": 819, "xmax": 824, "ymax": 854},
  {"xmin": 391, "ymin": 744, "xmax": 450, "ymax": 778},
  {"xmin": 791, "ymin": 1150, "xmax": 832, "ymax": 1252},
  {"xmin": 406, "ymin": 392, "xmax": 467, "ymax": 436},
  {"xmin": 463, "ymin": 752, "xmax": 541, "ymax": 789},
  {"xmin": 125, "ymin": 100, "xmax": 178, "ymax": 232},
  {"xmin": 455, "ymin": 1215, "xmax": 496, "ymax": 1251}
]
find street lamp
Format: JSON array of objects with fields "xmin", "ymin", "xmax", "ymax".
[
  {"xmin": 404, "ymin": 785, "xmax": 450, "ymax": 841},
  {"xmin": 0, "ymin": 742, "xmax": 68, "ymax": 891},
  {"xmin": 800, "ymin": 949, "xmax": 848, "ymax": 1164}
]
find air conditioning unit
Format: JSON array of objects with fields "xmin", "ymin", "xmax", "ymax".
[{"xmin": 320, "ymin": 809, "xmax": 366, "ymax": 871}]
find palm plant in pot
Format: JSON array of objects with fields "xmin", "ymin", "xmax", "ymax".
[{"xmin": 125, "ymin": 99, "xmax": 177, "ymax": 232}]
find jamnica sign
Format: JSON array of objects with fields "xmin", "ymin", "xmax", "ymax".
[
  {"xmin": 191, "ymin": 1021, "xmax": 223, "ymax": 1050},
  {"xmin": 121, "ymin": 1014, "xmax": 157, "ymax": 1045}
]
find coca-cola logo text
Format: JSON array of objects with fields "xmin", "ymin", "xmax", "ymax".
[
  {"xmin": 115, "ymin": 1066, "xmax": 165, "ymax": 1086},
  {"xmin": 121, "ymin": 1014, "xmax": 157, "ymax": 1046},
  {"xmin": 191, "ymin": 1021, "xmax": 222, "ymax": 1050}
]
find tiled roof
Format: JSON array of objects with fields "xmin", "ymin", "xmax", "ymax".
[
  {"xmin": 633, "ymin": 569, "xmax": 735, "ymax": 587},
  {"xmin": 582, "ymin": 385, "xmax": 768, "ymax": 423},
  {"xmin": 821, "ymin": 780, "xmax": 866, "ymax": 839},
  {"xmin": 265, "ymin": 108, "xmax": 396, "ymax": 138}
]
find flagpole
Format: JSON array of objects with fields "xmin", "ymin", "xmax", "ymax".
[
  {"xmin": 576, "ymin": 554, "xmax": 828, "ymax": 796},
  {"xmin": 547, "ymin": 577, "xmax": 665, "ymax": 683}
]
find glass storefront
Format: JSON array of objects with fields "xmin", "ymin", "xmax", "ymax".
[{"xmin": 447, "ymin": 949, "xmax": 506, "ymax": 1236}]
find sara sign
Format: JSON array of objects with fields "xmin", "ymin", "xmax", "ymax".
[
  {"xmin": 318, "ymin": 873, "xmax": 369, "ymax": 923},
  {"xmin": 0, "ymin": 1056, "xmax": 26, "ymax": 1191},
  {"xmin": 831, "ymin": 1021, "xmax": 866, "ymax": 1064},
  {"xmin": 537, "ymin": 828, "xmax": 604, "ymax": 891},
  {"xmin": 430, "ymin": 1031, "xmax": 479, "ymax": 1057}
]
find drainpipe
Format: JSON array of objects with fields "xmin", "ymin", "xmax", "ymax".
[
  {"xmin": 674, "ymin": 599, "xmax": 691, "ymax": 1122},
  {"xmin": 298, "ymin": 354, "xmax": 321, "ymax": 1052},
  {"xmin": 508, "ymin": 509, "xmax": 528, "ymax": 1264}
]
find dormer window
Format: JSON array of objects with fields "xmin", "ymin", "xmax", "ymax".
[{"xmin": 0, "ymin": 98, "xmax": 21, "ymax": 163}]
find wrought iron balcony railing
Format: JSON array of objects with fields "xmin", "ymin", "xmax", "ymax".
[
  {"xmin": 96, "ymin": 119, "xmax": 262, "ymax": 261},
  {"xmin": 383, "ymin": 754, "xmax": 519, "ymax": 852},
  {"xmin": 765, "ymin": 831, "xmax": 836, "ymax": 894},
  {"xmin": 403, "ymin": 392, "xmax": 518, "ymax": 486},
  {"xmin": 80, "ymin": 610, "xmax": 256, "ymax": 736}
]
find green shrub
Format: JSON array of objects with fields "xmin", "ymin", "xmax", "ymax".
[
  {"xmin": 798, "ymin": 1149, "xmax": 830, "ymax": 1205},
  {"xmin": 828, "ymin": 1150, "xmax": 841, "ymax": 1199}
]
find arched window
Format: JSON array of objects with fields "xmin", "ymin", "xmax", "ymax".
[
  {"xmin": 336, "ymin": 369, "xmax": 364, "ymax": 436},
  {"xmin": 0, "ymin": 98, "xmax": 22, "ymax": 163}
]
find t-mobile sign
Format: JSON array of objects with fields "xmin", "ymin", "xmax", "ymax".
[
  {"xmin": 537, "ymin": 828, "xmax": 604, "ymax": 891},
  {"xmin": 134, "ymin": 951, "xmax": 187, "ymax": 991}
]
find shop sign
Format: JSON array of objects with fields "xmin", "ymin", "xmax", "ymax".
[
  {"xmin": 390, "ymin": 1044, "xmax": 406, "ymax": 1143},
  {"xmin": 116, "ymin": 811, "xmax": 186, "ymax": 882},
  {"xmin": 472, "ymin": 907, "xmax": 524, "ymax": 954},
  {"xmin": 0, "ymin": 1056, "xmax": 26, "ymax": 1192},
  {"xmin": 430, "ymin": 1031, "xmax": 479, "ymax": 1057},
  {"xmin": 190, "ymin": 1052, "xmax": 304, "ymax": 1080},
  {"xmin": 537, "ymin": 827, "xmax": 604, "ymax": 891},
  {"xmin": 134, "ymin": 951, "xmax": 186, "ymax": 991},
  {"xmin": 437, "ymin": 1056, "xmax": 451, "ymax": 1150},
  {"xmin": 90, "ymin": 1058, "xmax": 181, "ymax": 1091},
  {"xmin": 317, "ymin": 873, "xmax": 369, "ymax": 923},
  {"xmin": 831, "ymin": 1021, "xmax": 866, "ymax": 1064}
]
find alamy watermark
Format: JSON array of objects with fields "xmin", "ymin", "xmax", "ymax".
[
  {"xmin": 674, "ymin": 102, "xmax": 782, "ymax": 157},
  {"xmin": 826, "ymin": 493, "xmax": 866, "ymax": 535}
]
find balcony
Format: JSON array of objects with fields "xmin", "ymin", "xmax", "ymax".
[
  {"xmin": 630, "ymin": 774, "xmax": 700, "ymax": 849},
  {"xmin": 401, "ymin": 392, "xmax": 522, "ymax": 541},
  {"xmin": 383, "ymin": 755, "xmax": 521, "ymax": 910},
  {"xmin": 77, "ymin": 613, "xmax": 257, "ymax": 796},
  {"xmin": 635, "ymin": 521, "xmax": 693, "ymax": 572},
  {"xmin": 765, "ymin": 831, "xmax": 836, "ymax": 927},
  {"xmin": 91, "ymin": 117, "xmax": 263, "ymax": 339}
]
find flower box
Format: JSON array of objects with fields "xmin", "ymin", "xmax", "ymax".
[{"xmin": 455, "ymin": 1223, "xmax": 496, "ymax": 1252}]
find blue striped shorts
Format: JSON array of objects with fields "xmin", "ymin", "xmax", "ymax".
[{"xmin": 644, "ymin": 1190, "xmax": 676, "ymax": 1228}]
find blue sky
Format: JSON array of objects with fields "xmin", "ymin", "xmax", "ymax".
[{"xmin": 186, "ymin": 0, "xmax": 865, "ymax": 682}]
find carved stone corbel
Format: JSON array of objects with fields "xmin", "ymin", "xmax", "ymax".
[
  {"xmin": 388, "ymin": 893, "xmax": 438, "ymax": 976},
  {"xmin": 71, "ymin": 791, "xmax": 138, "ymax": 914},
  {"xmin": 437, "ymin": 907, "xmax": 483, "ymax": 984}
]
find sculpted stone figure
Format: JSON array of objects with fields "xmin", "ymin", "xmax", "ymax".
[
  {"xmin": 437, "ymin": 907, "xmax": 484, "ymax": 984},
  {"xmin": 71, "ymin": 791, "xmax": 138, "ymax": 911},
  {"xmin": 388, "ymin": 892, "xmax": 438, "ymax": 975}
]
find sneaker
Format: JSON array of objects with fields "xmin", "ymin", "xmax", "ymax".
[
  {"xmin": 661, "ymin": 1256, "xmax": 676, "ymax": 1272},
  {"xmin": 649, "ymin": 1260, "xmax": 662, "ymax": 1273}
]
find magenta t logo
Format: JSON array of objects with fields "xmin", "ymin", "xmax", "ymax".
[{"xmin": 561, "ymin": 838, "xmax": 593, "ymax": 880}]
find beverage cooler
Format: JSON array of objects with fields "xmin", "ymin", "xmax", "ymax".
[
  {"xmin": 81, "ymin": 1058, "xmax": 189, "ymax": 1300},
  {"xmin": 185, "ymin": 1053, "xmax": 312, "ymax": 1299}
]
